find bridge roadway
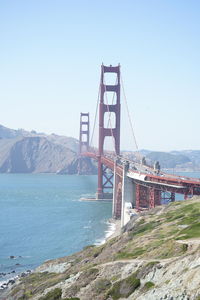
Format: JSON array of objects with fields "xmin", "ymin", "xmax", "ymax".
[{"xmin": 82, "ymin": 151, "xmax": 200, "ymax": 196}]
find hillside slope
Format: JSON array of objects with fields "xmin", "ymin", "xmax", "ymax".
[
  {"xmin": 3, "ymin": 198, "xmax": 200, "ymax": 300},
  {"xmin": 139, "ymin": 150, "xmax": 200, "ymax": 171},
  {"xmin": 0, "ymin": 124, "xmax": 96, "ymax": 174},
  {"xmin": 0, "ymin": 137, "xmax": 77, "ymax": 173}
]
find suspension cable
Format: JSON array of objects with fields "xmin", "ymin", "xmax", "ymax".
[
  {"xmin": 120, "ymin": 71, "xmax": 143, "ymax": 163},
  {"xmin": 120, "ymin": 72, "xmax": 139, "ymax": 151},
  {"xmin": 90, "ymin": 83, "xmax": 100, "ymax": 151}
]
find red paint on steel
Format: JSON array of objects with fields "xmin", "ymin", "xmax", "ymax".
[
  {"xmin": 83, "ymin": 151, "xmax": 200, "ymax": 199},
  {"xmin": 97, "ymin": 64, "xmax": 121, "ymax": 199},
  {"xmin": 149, "ymin": 188, "xmax": 155, "ymax": 208}
]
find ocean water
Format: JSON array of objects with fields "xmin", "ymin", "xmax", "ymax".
[
  {"xmin": 0, "ymin": 174, "xmax": 113, "ymax": 283},
  {"xmin": 1, "ymin": 171, "xmax": 200, "ymax": 285}
]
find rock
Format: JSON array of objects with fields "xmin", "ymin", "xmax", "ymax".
[{"xmin": 1, "ymin": 283, "xmax": 8, "ymax": 289}]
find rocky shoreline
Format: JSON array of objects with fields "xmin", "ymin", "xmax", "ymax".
[
  {"xmin": 0, "ymin": 256, "xmax": 33, "ymax": 292},
  {"xmin": 0, "ymin": 217, "xmax": 120, "ymax": 296},
  {"xmin": 2, "ymin": 198, "xmax": 200, "ymax": 299},
  {"xmin": 0, "ymin": 270, "xmax": 32, "ymax": 291}
]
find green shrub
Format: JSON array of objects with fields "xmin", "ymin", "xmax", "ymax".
[
  {"xmin": 115, "ymin": 247, "xmax": 145, "ymax": 259},
  {"xmin": 94, "ymin": 278, "xmax": 111, "ymax": 293},
  {"xmin": 18, "ymin": 291, "xmax": 33, "ymax": 300},
  {"xmin": 39, "ymin": 288, "xmax": 62, "ymax": 300},
  {"xmin": 177, "ymin": 223, "xmax": 200, "ymax": 239},
  {"xmin": 145, "ymin": 261, "xmax": 159, "ymax": 268},
  {"xmin": 143, "ymin": 281, "xmax": 155, "ymax": 290},
  {"xmin": 107, "ymin": 273, "xmax": 140, "ymax": 299},
  {"xmin": 131, "ymin": 221, "xmax": 158, "ymax": 236}
]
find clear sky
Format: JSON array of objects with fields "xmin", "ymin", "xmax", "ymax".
[{"xmin": 0, "ymin": 0, "xmax": 200, "ymax": 151}]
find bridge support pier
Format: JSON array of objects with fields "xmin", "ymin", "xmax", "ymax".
[
  {"xmin": 121, "ymin": 161, "xmax": 136, "ymax": 227},
  {"xmin": 136, "ymin": 184, "xmax": 148, "ymax": 209},
  {"xmin": 171, "ymin": 192, "xmax": 175, "ymax": 202},
  {"xmin": 149, "ymin": 188, "xmax": 161, "ymax": 208},
  {"xmin": 136, "ymin": 185, "xmax": 161, "ymax": 210},
  {"xmin": 112, "ymin": 159, "xmax": 122, "ymax": 218}
]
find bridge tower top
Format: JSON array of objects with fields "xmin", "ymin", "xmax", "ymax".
[{"xmin": 99, "ymin": 64, "xmax": 121, "ymax": 156}]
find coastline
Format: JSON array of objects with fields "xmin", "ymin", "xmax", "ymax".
[
  {"xmin": 105, "ymin": 218, "xmax": 121, "ymax": 241},
  {"xmin": 0, "ymin": 217, "xmax": 121, "ymax": 293}
]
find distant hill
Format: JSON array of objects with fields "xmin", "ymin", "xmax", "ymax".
[
  {"xmin": 0, "ymin": 124, "xmax": 30, "ymax": 139},
  {"xmin": 0, "ymin": 124, "xmax": 96, "ymax": 174},
  {"xmin": 0, "ymin": 124, "xmax": 200, "ymax": 173},
  {"xmin": 126, "ymin": 149, "xmax": 200, "ymax": 171},
  {"xmin": 146, "ymin": 151, "xmax": 191, "ymax": 169}
]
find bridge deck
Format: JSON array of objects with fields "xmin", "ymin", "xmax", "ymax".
[{"xmin": 82, "ymin": 152, "xmax": 200, "ymax": 195}]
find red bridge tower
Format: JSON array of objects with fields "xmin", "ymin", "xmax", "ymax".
[{"xmin": 97, "ymin": 64, "xmax": 121, "ymax": 199}]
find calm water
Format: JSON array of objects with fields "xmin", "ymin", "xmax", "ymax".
[
  {"xmin": 1, "ymin": 172, "xmax": 200, "ymax": 284},
  {"xmin": 0, "ymin": 174, "xmax": 112, "ymax": 282}
]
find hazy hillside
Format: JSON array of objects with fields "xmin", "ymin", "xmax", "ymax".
[
  {"xmin": 146, "ymin": 151, "xmax": 191, "ymax": 168},
  {"xmin": 0, "ymin": 124, "xmax": 95, "ymax": 174},
  {"xmin": 0, "ymin": 124, "xmax": 30, "ymax": 139},
  {"xmin": 0, "ymin": 124, "xmax": 200, "ymax": 173},
  {"xmin": 139, "ymin": 149, "xmax": 200, "ymax": 171}
]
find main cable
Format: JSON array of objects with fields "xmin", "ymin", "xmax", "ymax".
[
  {"xmin": 90, "ymin": 82, "xmax": 100, "ymax": 152},
  {"xmin": 120, "ymin": 72, "xmax": 140, "ymax": 152}
]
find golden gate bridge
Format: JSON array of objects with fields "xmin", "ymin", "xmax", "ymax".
[{"xmin": 78, "ymin": 64, "xmax": 200, "ymax": 226}]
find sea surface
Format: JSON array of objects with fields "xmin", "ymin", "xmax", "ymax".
[
  {"xmin": 1, "ymin": 171, "xmax": 200, "ymax": 285},
  {"xmin": 0, "ymin": 174, "xmax": 113, "ymax": 284}
]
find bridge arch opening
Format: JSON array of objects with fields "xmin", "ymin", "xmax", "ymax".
[
  {"xmin": 103, "ymin": 136, "xmax": 116, "ymax": 153},
  {"xmin": 81, "ymin": 134, "xmax": 88, "ymax": 142},
  {"xmin": 80, "ymin": 144, "xmax": 88, "ymax": 153},
  {"xmin": 104, "ymin": 112, "xmax": 116, "ymax": 129},
  {"xmin": 104, "ymin": 91, "xmax": 117, "ymax": 105},
  {"xmin": 104, "ymin": 72, "xmax": 118, "ymax": 86},
  {"xmin": 81, "ymin": 124, "xmax": 88, "ymax": 131}
]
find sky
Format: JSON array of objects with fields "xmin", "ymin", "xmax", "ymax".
[{"xmin": 0, "ymin": 0, "xmax": 200, "ymax": 151}]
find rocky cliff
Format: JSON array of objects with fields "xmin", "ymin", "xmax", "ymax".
[
  {"xmin": 2, "ymin": 197, "xmax": 200, "ymax": 300},
  {"xmin": 0, "ymin": 125, "xmax": 96, "ymax": 174}
]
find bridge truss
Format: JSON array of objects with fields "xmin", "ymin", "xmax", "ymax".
[{"xmin": 79, "ymin": 64, "xmax": 200, "ymax": 219}]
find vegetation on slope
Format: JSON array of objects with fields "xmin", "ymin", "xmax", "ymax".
[{"xmin": 5, "ymin": 197, "xmax": 200, "ymax": 300}]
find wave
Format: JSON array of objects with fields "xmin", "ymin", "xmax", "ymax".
[{"xmin": 94, "ymin": 219, "xmax": 116, "ymax": 246}]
